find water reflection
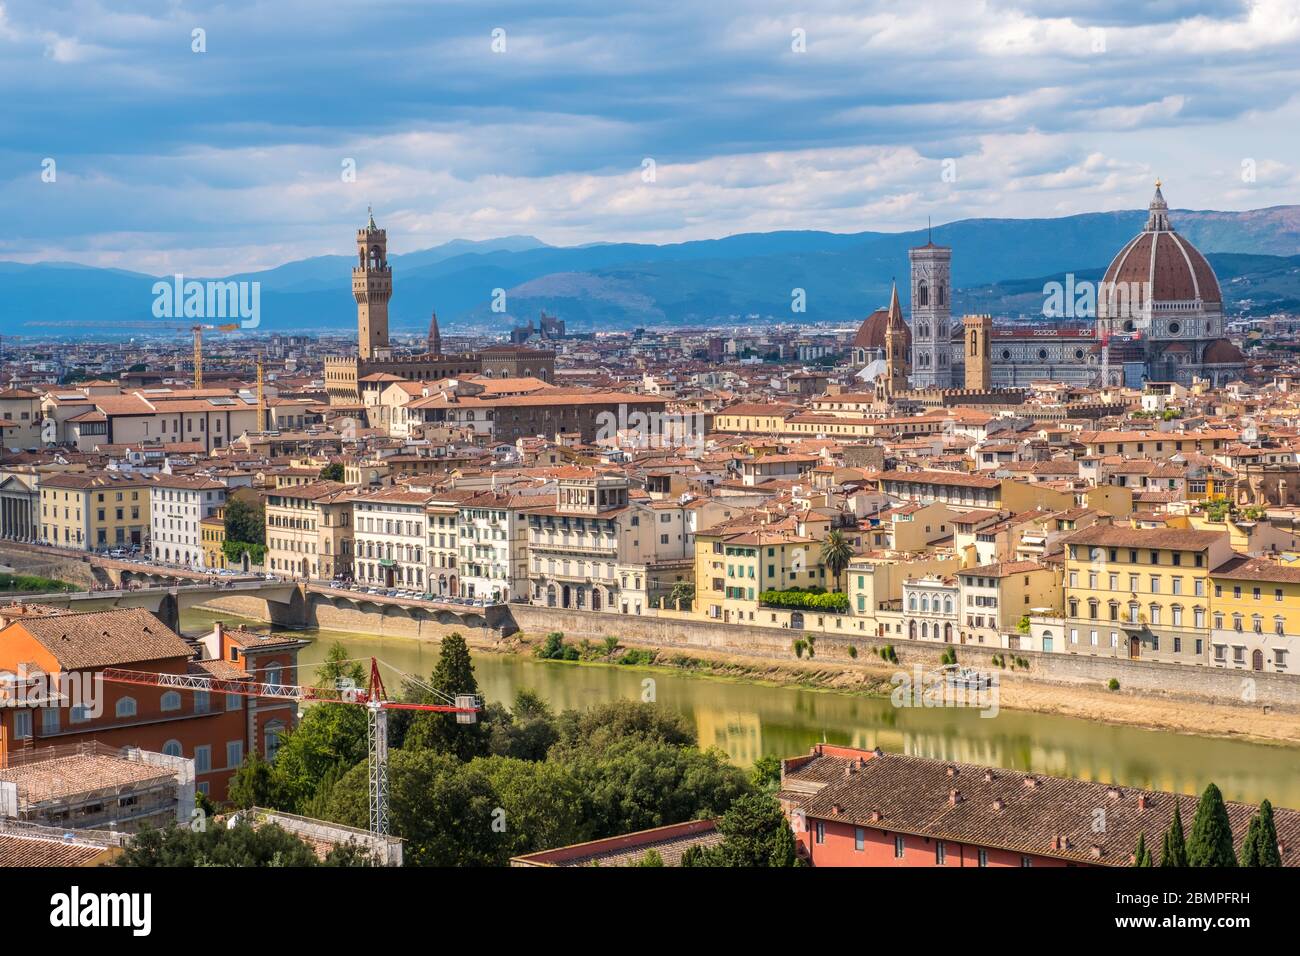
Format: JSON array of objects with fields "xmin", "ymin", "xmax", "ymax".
[{"xmin": 182, "ymin": 612, "xmax": 1300, "ymax": 808}]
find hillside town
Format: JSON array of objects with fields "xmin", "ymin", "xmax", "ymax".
[{"xmin": 1, "ymin": 198, "xmax": 1298, "ymax": 874}]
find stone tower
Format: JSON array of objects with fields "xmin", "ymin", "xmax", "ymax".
[
  {"xmin": 354, "ymin": 207, "xmax": 392, "ymax": 360},
  {"xmin": 963, "ymin": 314, "xmax": 993, "ymax": 391},
  {"xmin": 908, "ymin": 239, "xmax": 952, "ymax": 388},
  {"xmin": 427, "ymin": 310, "xmax": 442, "ymax": 356},
  {"xmin": 883, "ymin": 281, "xmax": 910, "ymax": 397}
]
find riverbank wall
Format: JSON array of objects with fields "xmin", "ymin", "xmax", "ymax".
[{"xmin": 191, "ymin": 589, "xmax": 1300, "ymax": 714}]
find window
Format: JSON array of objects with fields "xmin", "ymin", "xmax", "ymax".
[
  {"xmin": 13, "ymin": 710, "xmax": 32, "ymax": 739},
  {"xmin": 194, "ymin": 690, "xmax": 210, "ymax": 714},
  {"xmin": 855, "ymin": 827, "xmax": 865, "ymax": 851},
  {"xmin": 894, "ymin": 834, "xmax": 905, "ymax": 859},
  {"xmin": 41, "ymin": 709, "xmax": 59, "ymax": 734},
  {"xmin": 162, "ymin": 739, "xmax": 183, "ymax": 758},
  {"xmin": 227, "ymin": 741, "xmax": 244, "ymax": 769},
  {"xmin": 814, "ymin": 821, "xmax": 825, "ymax": 845},
  {"xmin": 936, "ymin": 842, "xmax": 947, "ymax": 865},
  {"xmin": 978, "ymin": 848, "xmax": 988, "ymax": 867},
  {"xmin": 227, "ymin": 691, "xmax": 243, "ymax": 711},
  {"xmin": 194, "ymin": 745, "xmax": 212, "ymax": 774},
  {"xmin": 161, "ymin": 691, "xmax": 182, "ymax": 712}
]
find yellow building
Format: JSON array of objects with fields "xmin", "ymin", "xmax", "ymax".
[
  {"xmin": 201, "ymin": 509, "xmax": 228, "ymax": 569},
  {"xmin": 694, "ymin": 526, "xmax": 828, "ymax": 626},
  {"xmin": 712, "ymin": 403, "xmax": 798, "ymax": 435},
  {"xmin": 38, "ymin": 472, "xmax": 151, "ymax": 551},
  {"xmin": 1208, "ymin": 557, "xmax": 1300, "ymax": 673},
  {"xmin": 1060, "ymin": 525, "xmax": 1231, "ymax": 664}
]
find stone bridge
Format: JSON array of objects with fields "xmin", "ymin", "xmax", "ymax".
[{"xmin": 11, "ymin": 580, "xmax": 302, "ymax": 632}]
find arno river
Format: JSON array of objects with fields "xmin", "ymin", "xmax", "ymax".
[{"xmin": 181, "ymin": 610, "xmax": 1300, "ymax": 808}]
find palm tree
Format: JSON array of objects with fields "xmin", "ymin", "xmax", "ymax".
[{"xmin": 821, "ymin": 529, "xmax": 854, "ymax": 594}]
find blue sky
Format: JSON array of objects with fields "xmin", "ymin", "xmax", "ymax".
[{"xmin": 3, "ymin": 0, "xmax": 1299, "ymax": 274}]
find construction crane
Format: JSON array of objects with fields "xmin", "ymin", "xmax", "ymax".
[
  {"xmin": 192, "ymin": 323, "xmax": 240, "ymax": 389},
  {"xmin": 101, "ymin": 657, "xmax": 479, "ymax": 835}
]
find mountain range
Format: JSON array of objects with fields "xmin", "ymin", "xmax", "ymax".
[{"xmin": 6, "ymin": 206, "xmax": 1300, "ymax": 337}]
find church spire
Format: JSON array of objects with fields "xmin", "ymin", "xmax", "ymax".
[
  {"xmin": 427, "ymin": 310, "xmax": 442, "ymax": 356},
  {"xmin": 1146, "ymin": 180, "xmax": 1171, "ymax": 232}
]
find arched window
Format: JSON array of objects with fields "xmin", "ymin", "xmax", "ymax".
[
  {"xmin": 908, "ymin": 594, "xmax": 916, "ymax": 611},
  {"xmin": 918, "ymin": 280, "xmax": 929, "ymax": 307},
  {"xmin": 116, "ymin": 697, "xmax": 137, "ymax": 718},
  {"xmin": 921, "ymin": 596, "xmax": 930, "ymax": 613},
  {"xmin": 943, "ymin": 597, "xmax": 953, "ymax": 615},
  {"xmin": 937, "ymin": 284, "xmax": 945, "ymax": 306},
  {"xmin": 162, "ymin": 739, "xmax": 183, "ymax": 758},
  {"xmin": 161, "ymin": 691, "xmax": 181, "ymax": 712}
]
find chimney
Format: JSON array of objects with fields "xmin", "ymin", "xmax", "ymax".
[
  {"xmin": 870, "ymin": 810, "xmax": 883, "ymax": 823},
  {"xmin": 1090, "ymin": 845, "xmax": 1104, "ymax": 859},
  {"xmin": 991, "ymin": 798, "xmax": 1005, "ymax": 811},
  {"xmin": 1107, "ymin": 786, "xmax": 1123, "ymax": 799},
  {"xmin": 830, "ymin": 804, "xmax": 843, "ymax": 816},
  {"xmin": 1023, "ymin": 776, "xmax": 1040, "ymax": 789},
  {"xmin": 949, "ymin": 789, "xmax": 963, "ymax": 805},
  {"xmin": 946, "ymin": 765, "xmax": 959, "ymax": 777},
  {"xmin": 1137, "ymin": 795, "xmax": 1149, "ymax": 811},
  {"xmin": 983, "ymin": 769, "xmax": 996, "ymax": 783}
]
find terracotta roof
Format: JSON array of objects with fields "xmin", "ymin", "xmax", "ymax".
[{"xmin": 8, "ymin": 608, "xmax": 194, "ymax": 670}]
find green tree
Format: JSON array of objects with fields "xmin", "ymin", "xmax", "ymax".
[
  {"xmin": 750, "ymin": 754, "xmax": 782, "ymax": 792},
  {"xmin": 469, "ymin": 755, "xmax": 587, "ymax": 863},
  {"xmin": 117, "ymin": 820, "xmax": 324, "ymax": 867},
  {"xmin": 1187, "ymin": 783, "xmax": 1237, "ymax": 867},
  {"xmin": 668, "ymin": 581, "xmax": 696, "ymax": 610},
  {"xmin": 224, "ymin": 495, "xmax": 265, "ymax": 547},
  {"xmin": 1133, "ymin": 832, "xmax": 1153, "ymax": 867},
  {"xmin": 268, "ymin": 698, "xmax": 368, "ymax": 812},
  {"xmin": 227, "ymin": 752, "xmax": 281, "ymax": 810},
  {"xmin": 320, "ymin": 462, "xmax": 345, "ymax": 482},
  {"xmin": 324, "ymin": 749, "xmax": 501, "ymax": 867},
  {"xmin": 550, "ymin": 699, "xmax": 696, "ymax": 759},
  {"xmin": 1160, "ymin": 801, "xmax": 1188, "ymax": 867},
  {"xmin": 705, "ymin": 792, "xmax": 799, "ymax": 867},
  {"xmin": 402, "ymin": 633, "xmax": 489, "ymax": 761},
  {"xmin": 634, "ymin": 849, "xmax": 665, "ymax": 867},
  {"xmin": 820, "ymin": 529, "xmax": 854, "ymax": 593},
  {"xmin": 1241, "ymin": 799, "xmax": 1281, "ymax": 867},
  {"xmin": 569, "ymin": 738, "xmax": 748, "ymax": 837},
  {"xmin": 488, "ymin": 689, "xmax": 560, "ymax": 761}
]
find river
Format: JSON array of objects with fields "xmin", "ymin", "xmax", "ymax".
[{"xmin": 180, "ymin": 610, "xmax": 1300, "ymax": 808}]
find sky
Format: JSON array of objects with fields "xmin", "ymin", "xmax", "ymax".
[{"xmin": 2, "ymin": 0, "xmax": 1300, "ymax": 275}]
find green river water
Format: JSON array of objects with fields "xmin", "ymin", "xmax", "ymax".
[{"xmin": 180, "ymin": 609, "xmax": 1300, "ymax": 808}]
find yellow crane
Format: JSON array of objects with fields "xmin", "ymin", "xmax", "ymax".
[{"xmin": 192, "ymin": 323, "xmax": 240, "ymax": 389}]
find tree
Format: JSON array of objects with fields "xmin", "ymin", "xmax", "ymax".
[
  {"xmin": 324, "ymin": 749, "xmax": 502, "ymax": 867},
  {"xmin": 1133, "ymin": 832, "xmax": 1153, "ymax": 867},
  {"xmin": 550, "ymin": 699, "xmax": 696, "ymax": 759},
  {"xmin": 668, "ymin": 581, "xmax": 696, "ymax": 610},
  {"xmin": 117, "ymin": 820, "xmax": 324, "ymax": 867},
  {"xmin": 402, "ymin": 633, "xmax": 489, "ymax": 761},
  {"xmin": 267, "ymin": 696, "xmax": 368, "ymax": 812},
  {"xmin": 750, "ymin": 754, "xmax": 782, "ymax": 792},
  {"xmin": 227, "ymin": 753, "xmax": 280, "ymax": 810},
  {"xmin": 224, "ymin": 495, "xmax": 265, "ymax": 547},
  {"xmin": 1160, "ymin": 801, "xmax": 1188, "ymax": 867},
  {"xmin": 1187, "ymin": 783, "xmax": 1237, "ymax": 867},
  {"xmin": 634, "ymin": 849, "xmax": 665, "ymax": 867},
  {"xmin": 469, "ymin": 755, "xmax": 587, "ymax": 863},
  {"xmin": 320, "ymin": 463, "xmax": 345, "ymax": 482},
  {"xmin": 488, "ymin": 689, "xmax": 560, "ymax": 761},
  {"xmin": 712, "ymin": 793, "xmax": 799, "ymax": 867},
  {"xmin": 820, "ymin": 529, "xmax": 854, "ymax": 593},
  {"xmin": 1241, "ymin": 799, "xmax": 1282, "ymax": 867},
  {"xmin": 569, "ymin": 739, "xmax": 748, "ymax": 837}
]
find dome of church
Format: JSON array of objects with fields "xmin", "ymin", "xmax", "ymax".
[
  {"xmin": 1100, "ymin": 183, "xmax": 1221, "ymax": 310},
  {"xmin": 1203, "ymin": 339, "xmax": 1245, "ymax": 365},
  {"xmin": 853, "ymin": 307, "xmax": 911, "ymax": 351}
]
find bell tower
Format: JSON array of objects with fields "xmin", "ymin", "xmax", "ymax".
[
  {"xmin": 908, "ymin": 235, "xmax": 952, "ymax": 388},
  {"xmin": 354, "ymin": 207, "xmax": 392, "ymax": 360}
]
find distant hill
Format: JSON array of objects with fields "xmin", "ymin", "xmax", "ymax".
[{"xmin": 6, "ymin": 207, "xmax": 1300, "ymax": 336}]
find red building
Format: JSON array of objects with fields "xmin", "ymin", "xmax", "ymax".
[
  {"xmin": 0, "ymin": 606, "xmax": 305, "ymax": 801},
  {"xmin": 780, "ymin": 743, "xmax": 1299, "ymax": 867}
]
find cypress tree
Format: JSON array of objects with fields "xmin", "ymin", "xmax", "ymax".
[
  {"xmin": 1241, "ymin": 815, "xmax": 1262, "ymax": 867},
  {"xmin": 1160, "ymin": 801, "xmax": 1188, "ymax": 867},
  {"xmin": 1187, "ymin": 783, "xmax": 1237, "ymax": 867},
  {"xmin": 1257, "ymin": 800, "xmax": 1282, "ymax": 867},
  {"xmin": 1133, "ymin": 832, "xmax": 1153, "ymax": 867}
]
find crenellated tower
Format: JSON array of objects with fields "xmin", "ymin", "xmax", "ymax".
[{"xmin": 354, "ymin": 207, "xmax": 392, "ymax": 360}]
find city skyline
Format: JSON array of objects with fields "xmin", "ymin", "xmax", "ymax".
[{"xmin": 3, "ymin": 0, "xmax": 1300, "ymax": 274}]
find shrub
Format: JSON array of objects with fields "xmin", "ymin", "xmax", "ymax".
[
  {"xmin": 793, "ymin": 639, "xmax": 807, "ymax": 658},
  {"xmin": 619, "ymin": 648, "xmax": 653, "ymax": 666},
  {"xmin": 848, "ymin": 645, "xmax": 858, "ymax": 659},
  {"xmin": 1108, "ymin": 677, "xmax": 1120, "ymax": 691},
  {"xmin": 760, "ymin": 589, "xmax": 850, "ymax": 613},
  {"xmin": 535, "ymin": 632, "xmax": 569, "ymax": 660},
  {"xmin": 880, "ymin": 644, "xmax": 897, "ymax": 664}
]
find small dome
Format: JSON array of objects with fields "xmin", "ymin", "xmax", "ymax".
[
  {"xmin": 853, "ymin": 308, "xmax": 911, "ymax": 352},
  {"xmin": 1203, "ymin": 339, "xmax": 1245, "ymax": 365}
]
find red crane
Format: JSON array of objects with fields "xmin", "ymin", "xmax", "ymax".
[{"xmin": 101, "ymin": 658, "xmax": 479, "ymax": 835}]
